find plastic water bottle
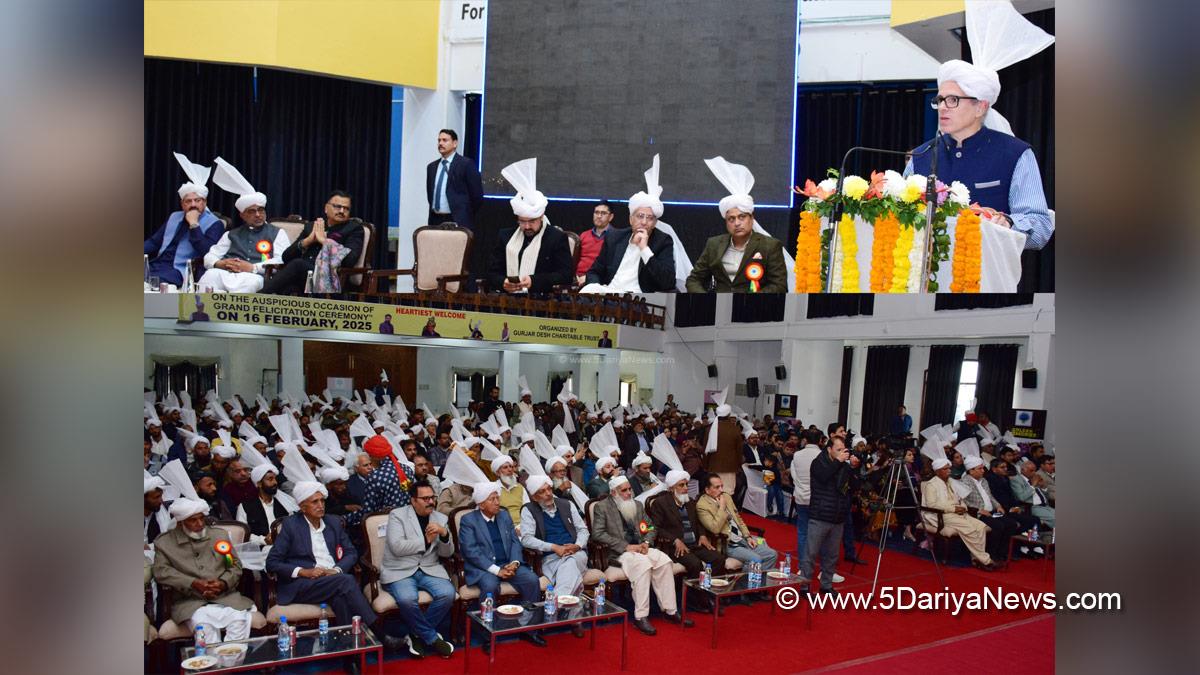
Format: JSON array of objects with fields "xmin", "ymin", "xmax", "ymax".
[
  {"xmin": 701, "ymin": 563, "xmax": 712, "ymax": 590},
  {"xmin": 783, "ymin": 553, "xmax": 792, "ymax": 577},
  {"xmin": 277, "ymin": 617, "xmax": 290, "ymax": 652},
  {"xmin": 304, "ymin": 270, "xmax": 314, "ymax": 294},
  {"xmin": 194, "ymin": 625, "xmax": 206, "ymax": 656},
  {"xmin": 595, "ymin": 579, "xmax": 606, "ymax": 609},
  {"xmin": 481, "ymin": 593, "xmax": 494, "ymax": 623},
  {"xmin": 753, "ymin": 561, "xmax": 762, "ymax": 587},
  {"xmin": 1031, "ymin": 525, "xmax": 1039, "ymax": 542},
  {"xmin": 318, "ymin": 603, "xmax": 330, "ymax": 639},
  {"xmin": 143, "ymin": 255, "xmax": 150, "ymax": 289},
  {"xmin": 545, "ymin": 583, "xmax": 557, "ymax": 614}
]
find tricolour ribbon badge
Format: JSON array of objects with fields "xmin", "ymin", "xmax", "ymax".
[{"xmin": 744, "ymin": 262, "xmax": 765, "ymax": 293}]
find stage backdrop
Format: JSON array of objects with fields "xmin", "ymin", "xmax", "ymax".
[{"xmin": 480, "ymin": 0, "xmax": 799, "ymax": 208}]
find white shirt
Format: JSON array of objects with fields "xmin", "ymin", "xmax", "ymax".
[
  {"xmin": 721, "ymin": 242, "xmax": 746, "ymax": 282},
  {"xmin": 433, "ymin": 153, "xmax": 455, "ymax": 213},
  {"xmin": 203, "ymin": 227, "xmax": 291, "ymax": 274},
  {"xmin": 605, "ymin": 242, "xmax": 654, "ymax": 293},
  {"xmin": 1017, "ymin": 474, "xmax": 1046, "ymax": 506},
  {"xmin": 790, "ymin": 445, "xmax": 822, "ymax": 505},
  {"xmin": 291, "ymin": 517, "xmax": 339, "ymax": 578}
]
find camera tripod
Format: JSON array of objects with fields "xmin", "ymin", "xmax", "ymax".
[{"xmin": 855, "ymin": 459, "xmax": 944, "ymax": 597}]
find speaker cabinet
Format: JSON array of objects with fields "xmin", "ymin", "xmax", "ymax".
[
  {"xmin": 1021, "ymin": 368, "xmax": 1038, "ymax": 389},
  {"xmin": 746, "ymin": 377, "xmax": 760, "ymax": 398}
]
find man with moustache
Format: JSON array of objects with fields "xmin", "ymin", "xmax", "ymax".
[
  {"xmin": 262, "ymin": 190, "xmax": 365, "ymax": 295},
  {"xmin": 235, "ymin": 463, "xmax": 295, "ymax": 546},
  {"xmin": 198, "ymin": 157, "xmax": 291, "ymax": 293},
  {"xmin": 144, "ymin": 152, "xmax": 224, "ymax": 288},
  {"xmin": 519, "ymin": 476, "xmax": 589, "ymax": 638}
]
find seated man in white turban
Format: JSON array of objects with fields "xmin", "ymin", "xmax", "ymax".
[
  {"xmin": 153, "ymin": 499, "xmax": 256, "ymax": 644},
  {"xmin": 627, "ymin": 452, "xmax": 660, "ymax": 497},
  {"xmin": 960, "ymin": 455, "xmax": 1022, "ymax": 562},
  {"xmin": 906, "ymin": 59, "xmax": 1053, "ymax": 250},
  {"xmin": 519, "ymin": 476, "xmax": 589, "ymax": 638},
  {"xmin": 921, "ymin": 458, "xmax": 1000, "ymax": 571},
  {"xmin": 235, "ymin": 463, "xmax": 295, "ymax": 546},
  {"xmin": 587, "ymin": 456, "xmax": 619, "ymax": 499},
  {"xmin": 458, "ymin": 482, "xmax": 547, "ymax": 647},
  {"xmin": 197, "ymin": 157, "xmax": 291, "ymax": 293},
  {"xmin": 545, "ymin": 455, "xmax": 577, "ymax": 503},
  {"xmin": 582, "ymin": 155, "xmax": 677, "ymax": 293},
  {"xmin": 491, "ymin": 455, "xmax": 526, "ymax": 525},
  {"xmin": 591, "ymin": 475, "xmax": 692, "ymax": 635},
  {"xmin": 145, "ymin": 152, "xmax": 225, "ymax": 288},
  {"xmin": 144, "ymin": 475, "xmax": 172, "ymax": 549},
  {"xmin": 486, "ymin": 158, "xmax": 574, "ymax": 294},
  {"xmin": 687, "ymin": 157, "xmax": 788, "ymax": 292}
]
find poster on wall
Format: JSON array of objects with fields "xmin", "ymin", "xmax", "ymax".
[
  {"xmin": 1009, "ymin": 409, "xmax": 1047, "ymax": 441},
  {"xmin": 326, "ymin": 377, "xmax": 354, "ymax": 400},
  {"xmin": 176, "ymin": 293, "xmax": 618, "ymax": 349},
  {"xmin": 773, "ymin": 394, "xmax": 797, "ymax": 419}
]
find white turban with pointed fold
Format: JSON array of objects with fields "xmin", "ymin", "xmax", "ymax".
[
  {"xmin": 595, "ymin": 456, "xmax": 617, "ymax": 474},
  {"xmin": 144, "ymin": 475, "xmax": 166, "ymax": 494},
  {"xmin": 168, "ymin": 498, "xmax": 210, "ymax": 522},
  {"xmin": 526, "ymin": 475, "xmax": 552, "ymax": 497},
  {"xmin": 631, "ymin": 453, "xmax": 652, "ymax": 468},
  {"xmin": 963, "ymin": 456, "xmax": 985, "ymax": 471},
  {"xmin": 501, "ymin": 158, "xmax": 548, "ymax": 220},
  {"xmin": 608, "ymin": 475, "xmax": 630, "ymax": 491},
  {"xmin": 213, "ymin": 156, "xmax": 267, "ymax": 213},
  {"xmin": 704, "ymin": 156, "xmax": 755, "ymax": 217},
  {"xmin": 545, "ymin": 455, "xmax": 567, "ymax": 472},
  {"xmin": 627, "ymin": 154, "xmax": 665, "ymax": 218},
  {"xmin": 473, "ymin": 481, "xmax": 500, "ymax": 504},
  {"xmin": 490, "ymin": 455, "xmax": 514, "ymax": 474},
  {"xmin": 250, "ymin": 464, "xmax": 277, "ymax": 485},
  {"xmin": 931, "ymin": 458, "xmax": 951, "ymax": 471},
  {"xmin": 174, "ymin": 152, "xmax": 212, "ymax": 199},
  {"xmin": 317, "ymin": 466, "xmax": 350, "ymax": 484}
]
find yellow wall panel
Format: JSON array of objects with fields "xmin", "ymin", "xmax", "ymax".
[
  {"xmin": 890, "ymin": 0, "xmax": 964, "ymax": 27},
  {"xmin": 144, "ymin": 0, "xmax": 439, "ymax": 88}
]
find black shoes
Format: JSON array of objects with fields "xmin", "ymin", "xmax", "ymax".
[
  {"xmin": 661, "ymin": 612, "xmax": 694, "ymax": 628},
  {"xmin": 379, "ymin": 634, "xmax": 408, "ymax": 653},
  {"xmin": 633, "ymin": 617, "xmax": 657, "ymax": 635},
  {"xmin": 520, "ymin": 631, "xmax": 547, "ymax": 647},
  {"xmin": 430, "ymin": 636, "xmax": 455, "ymax": 658},
  {"xmin": 406, "ymin": 634, "xmax": 426, "ymax": 659}
]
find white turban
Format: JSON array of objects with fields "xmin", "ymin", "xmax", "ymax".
[
  {"xmin": 963, "ymin": 456, "xmax": 985, "ymax": 471},
  {"xmin": 526, "ymin": 475, "xmax": 552, "ymax": 497},
  {"xmin": 608, "ymin": 475, "xmax": 630, "ymax": 491},
  {"xmin": 627, "ymin": 154, "xmax": 665, "ymax": 218},
  {"xmin": 631, "ymin": 453, "xmax": 652, "ymax": 468},
  {"xmin": 292, "ymin": 481, "xmax": 329, "ymax": 505},
  {"xmin": 595, "ymin": 456, "xmax": 617, "ymax": 474},
  {"xmin": 501, "ymin": 158, "xmax": 548, "ymax": 220},
  {"xmin": 472, "ymin": 481, "xmax": 500, "ymax": 504},
  {"xmin": 716, "ymin": 404, "xmax": 732, "ymax": 417},
  {"xmin": 144, "ymin": 475, "xmax": 166, "ymax": 494},
  {"xmin": 937, "ymin": 1, "xmax": 1055, "ymax": 136},
  {"xmin": 704, "ymin": 156, "xmax": 755, "ymax": 217},
  {"xmin": 168, "ymin": 498, "xmax": 210, "ymax": 522},
  {"xmin": 212, "ymin": 444, "xmax": 237, "ymax": 459},
  {"xmin": 545, "ymin": 455, "xmax": 567, "ymax": 472},
  {"xmin": 250, "ymin": 464, "xmax": 277, "ymax": 484},
  {"xmin": 521, "ymin": 432, "xmax": 536, "ymax": 444},
  {"xmin": 664, "ymin": 469, "xmax": 690, "ymax": 487},
  {"xmin": 555, "ymin": 445, "xmax": 574, "ymax": 458},
  {"xmin": 213, "ymin": 156, "xmax": 267, "ymax": 214},
  {"xmin": 931, "ymin": 458, "xmax": 951, "ymax": 471},
  {"xmin": 185, "ymin": 434, "xmax": 209, "ymax": 450},
  {"xmin": 490, "ymin": 455, "xmax": 514, "ymax": 474},
  {"xmin": 317, "ymin": 466, "xmax": 350, "ymax": 484},
  {"xmin": 174, "ymin": 152, "xmax": 211, "ymax": 199}
]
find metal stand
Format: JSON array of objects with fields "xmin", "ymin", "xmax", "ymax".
[
  {"xmin": 917, "ymin": 168, "xmax": 939, "ymax": 294},
  {"xmin": 860, "ymin": 460, "xmax": 944, "ymax": 597}
]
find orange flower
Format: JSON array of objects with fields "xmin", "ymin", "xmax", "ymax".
[
  {"xmin": 794, "ymin": 211, "xmax": 824, "ymax": 292},
  {"xmin": 870, "ymin": 212, "xmax": 900, "ymax": 293},
  {"xmin": 950, "ymin": 209, "xmax": 982, "ymax": 293},
  {"xmin": 795, "ymin": 179, "xmax": 833, "ymax": 201}
]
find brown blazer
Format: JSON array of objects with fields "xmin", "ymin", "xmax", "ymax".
[
  {"xmin": 152, "ymin": 526, "xmax": 254, "ymax": 623},
  {"xmin": 684, "ymin": 231, "xmax": 788, "ymax": 293},
  {"xmin": 645, "ymin": 491, "xmax": 706, "ymax": 550},
  {"xmin": 702, "ymin": 418, "xmax": 744, "ymax": 473}
]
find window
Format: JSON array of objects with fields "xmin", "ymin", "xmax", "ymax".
[
  {"xmin": 954, "ymin": 359, "xmax": 979, "ymax": 422},
  {"xmin": 619, "ymin": 381, "xmax": 633, "ymax": 406}
]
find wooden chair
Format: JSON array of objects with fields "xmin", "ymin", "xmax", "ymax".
[{"xmin": 368, "ymin": 223, "xmax": 473, "ymax": 294}]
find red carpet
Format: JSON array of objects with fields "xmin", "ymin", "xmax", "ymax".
[{"xmin": 314, "ymin": 514, "xmax": 1054, "ymax": 674}]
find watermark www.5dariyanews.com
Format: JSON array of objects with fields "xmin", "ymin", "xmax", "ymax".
[{"xmin": 774, "ymin": 586, "xmax": 1121, "ymax": 616}]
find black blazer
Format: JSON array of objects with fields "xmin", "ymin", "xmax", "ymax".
[
  {"xmin": 281, "ymin": 219, "xmax": 365, "ymax": 266},
  {"xmin": 584, "ymin": 227, "xmax": 676, "ymax": 293},
  {"xmin": 487, "ymin": 225, "xmax": 574, "ymax": 293},
  {"xmin": 426, "ymin": 154, "xmax": 484, "ymax": 230}
]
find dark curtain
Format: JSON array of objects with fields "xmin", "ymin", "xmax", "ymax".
[
  {"xmin": 673, "ymin": 294, "xmax": 717, "ymax": 328},
  {"xmin": 921, "ymin": 345, "xmax": 966, "ymax": 429},
  {"xmin": 965, "ymin": 8, "xmax": 1055, "ymax": 292},
  {"xmin": 860, "ymin": 346, "xmax": 911, "ymax": 436},
  {"xmin": 975, "ymin": 344, "xmax": 1019, "ymax": 433},
  {"xmin": 934, "ymin": 293, "xmax": 1033, "ymax": 311},
  {"xmin": 807, "ymin": 294, "xmax": 874, "ymax": 319},
  {"xmin": 837, "ymin": 346, "xmax": 854, "ymax": 427},
  {"xmin": 145, "ymin": 58, "xmax": 393, "ymax": 271},
  {"xmin": 731, "ymin": 294, "xmax": 785, "ymax": 323},
  {"xmin": 464, "ymin": 93, "xmax": 483, "ymax": 163},
  {"xmin": 153, "ymin": 362, "xmax": 216, "ymax": 402}
]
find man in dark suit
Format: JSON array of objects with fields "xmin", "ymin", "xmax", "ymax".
[
  {"xmin": 983, "ymin": 459, "xmax": 1039, "ymax": 534},
  {"xmin": 487, "ymin": 217, "xmax": 574, "ymax": 293},
  {"xmin": 265, "ymin": 482, "xmax": 404, "ymax": 663},
  {"xmin": 261, "ymin": 190, "xmax": 365, "ymax": 295},
  {"xmin": 426, "ymin": 129, "xmax": 483, "ymax": 231},
  {"xmin": 584, "ymin": 223, "xmax": 675, "ymax": 293},
  {"xmin": 597, "ymin": 330, "xmax": 613, "ymax": 348},
  {"xmin": 457, "ymin": 482, "xmax": 546, "ymax": 647},
  {"xmin": 685, "ymin": 222, "xmax": 787, "ymax": 292},
  {"xmin": 645, "ymin": 471, "xmax": 724, "ymax": 612}
]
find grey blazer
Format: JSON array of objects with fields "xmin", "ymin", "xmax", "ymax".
[
  {"xmin": 379, "ymin": 505, "xmax": 455, "ymax": 584},
  {"xmin": 960, "ymin": 477, "xmax": 999, "ymax": 513}
]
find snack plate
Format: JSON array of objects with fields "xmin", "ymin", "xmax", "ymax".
[
  {"xmin": 182, "ymin": 655, "xmax": 218, "ymax": 670},
  {"xmin": 496, "ymin": 604, "xmax": 524, "ymax": 615}
]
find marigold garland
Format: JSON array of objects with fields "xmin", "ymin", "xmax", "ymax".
[
  {"xmin": 950, "ymin": 209, "xmax": 982, "ymax": 292},
  {"xmin": 869, "ymin": 212, "xmax": 899, "ymax": 292},
  {"xmin": 889, "ymin": 225, "xmax": 916, "ymax": 293},
  {"xmin": 836, "ymin": 214, "xmax": 859, "ymax": 292},
  {"xmin": 795, "ymin": 211, "xmax": 824, "ymax": 292}
]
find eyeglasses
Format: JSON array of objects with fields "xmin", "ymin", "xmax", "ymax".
[
  {"xmin": 327, "ymin": 203, "xmax": 351, "ymax": 212},
  {"xmin": 931, "ymin": 95, "xmax": 980, "ymax": 109},
  {"xmin": 632, "ymin": 213, "xmax": 657, "ymax": 223},
  {"xmin": 414, "ymin": 495, "xmax": 436, "ymax": 501}
]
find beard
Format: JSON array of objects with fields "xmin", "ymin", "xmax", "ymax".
[
  {"xmin": 615, "ymin": 494, "xmax": 638, "ymax": 522},
  {"xmin": 675, "ymin": 492, "xmax": 690, "ymax": 505},
  {"xmin": 500, "ymin": 474, "xmax": 517, "ymax": 488},
  {"xmin": 261, "ymin": 484, "xmax": 278, "ymax": 496},
  {"xmin": 185, "ymin": 527, "xmax": 207, "ymax": 541}
]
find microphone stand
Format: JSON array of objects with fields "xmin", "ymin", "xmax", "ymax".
[
  {"xmin": 824, "ymin": 145, "xmax": 927, "ymax": 293},
  {"xmin": 918, "ymin": 131, "xmax": 943, "ymax": 294}
]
